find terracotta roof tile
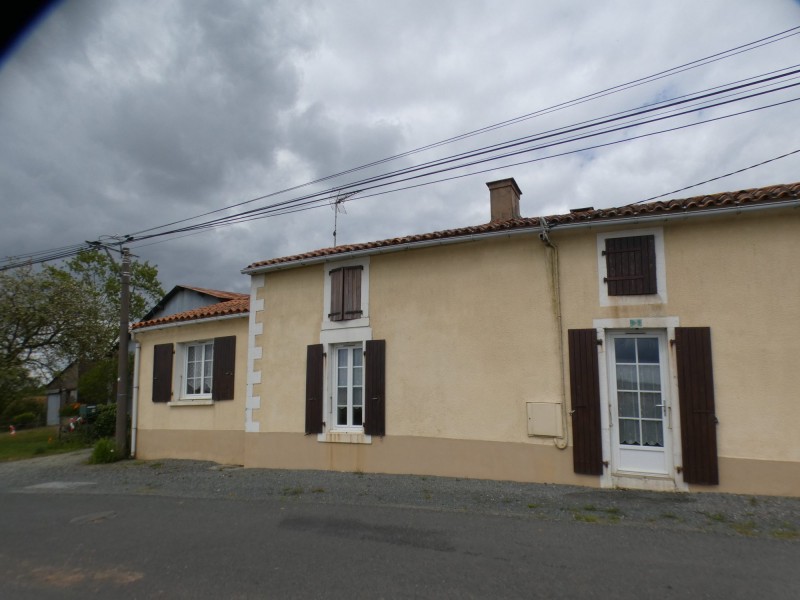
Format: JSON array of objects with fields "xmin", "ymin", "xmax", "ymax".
[
  {"xmin": 132, "ymin": 295, "xmax": 249, "ymax": 330},
  {"xmin": 245, "ymin": 181, "xmax": 800, "ymax": 271}
]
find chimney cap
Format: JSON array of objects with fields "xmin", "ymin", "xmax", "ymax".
[{"xmin": 486, "ymin": 178, "xmax": 522, "ymax": 197}]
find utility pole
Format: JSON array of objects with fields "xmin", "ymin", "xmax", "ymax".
[{"xmin": 115, "ymin": 246, "xmax": 130, "ymax": 457}]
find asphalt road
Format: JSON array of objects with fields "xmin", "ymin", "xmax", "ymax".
[{"xmin": 0, "ymin": 452, "xmax": 798, "ymax": 598}]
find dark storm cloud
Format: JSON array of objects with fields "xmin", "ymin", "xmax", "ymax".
[{"xmin": 1, "ymin": 0, "xmax": 799, "ymax": 296}]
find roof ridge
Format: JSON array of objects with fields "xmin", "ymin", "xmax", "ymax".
[{"xmin": 245, "ymin": 180, "xmax": 800, "ymax": 271}]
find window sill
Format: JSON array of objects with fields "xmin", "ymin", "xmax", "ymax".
[
  {"xmin": 169, "ymin": 399, "xmax": 214, "ymax": 407},
  {"xmin": 317, "ymin": 431, "xmax": 372, "ymax": 444}
]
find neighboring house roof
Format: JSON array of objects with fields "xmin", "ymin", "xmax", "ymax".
[
  {"xmin": 244, "ymin": 181, "xmax": 800, "ymax": 273},
  {"xmin": 132, "ymin": 295, "xmax": 249, "ymax": 330},
  {"xmin": 140, "ymin": 284, "xmax": 249, "ymax": 322}
]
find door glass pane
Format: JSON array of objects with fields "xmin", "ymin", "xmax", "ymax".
[
  {"xmin": 615, "ymin": 338, "xmax": 636, "ymax": 363},
  {"xmin": 618, "ymin": 392, "xmax": 639, "ymax": 418},
  {"xmin": 641, "ymin": 420, "xmax": 664, "ymax": 447},
  {"xmin": 637, "ymin": 338, "xmax": 659, "ymax": 363},
  {"xmin": 638, "ymin": 365, "xmax": 660, "ymax": 391},
  {"xmin": 619, "ymin": 418, "xmax": 640, "ymax": 446},
  {"xmin": 616, "ymin": 365, "xmax": 637, "ymax": 390},
  {"xmin": 640, "ymin": 392, "xmax": 662, "ymax": 419}
]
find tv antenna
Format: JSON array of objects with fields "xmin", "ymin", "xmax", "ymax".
[{"xmin": 329, "ymin": 190, "xmax": 359, "ymax": 246}]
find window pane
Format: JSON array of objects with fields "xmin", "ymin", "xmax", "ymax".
[
  {"xmin": 205, "ymin": 343, "xmax": 213, "ymax": 360},
  {"xmin": 337, "ymin": 406, "xmax": 347, "ymax": 426},
  {"xmin": 352, "ymin": 348, "xmax": 362, "ymax": 367},
  {"xmin": 615, "ymin": 338, "xmax": 636, "ymax": 363},
  {"xmin": 353, "ymin": 365, "xmax": 362, "ymax": 386},
  {"xmin": 353, "ymin": 406, "xmax": 363, "ymax": 426},
  {"xmin": 187, "ymin": 362, "xmax": 196, "ymax": 379},
  {"xmin": 637, "ymin": 338, "xmax": 659, "ymax": 363},
  {"xmin": 352, "ymin": 387, "xmax": 362, "ymax": 407},
  {"xmin": 642, "ymin": 420, "xmax": 664, "ymax": 447},
  {"xmin": 640, "ymin": 392, "xmax": 662, "ymax": 419},
  {"xmin": 616, "ymin": 365, "xmax": 637, "ymax": 390},
  {"xmin": 638, "ymin": 365, "xmax": 660, "ymax": 391},
  {"xmin": 187, "ymin": 346, "xmax": 196, "ymax": 361},
  {"xmin": 203, "ymin": 376, "xmax": 212, "ymax": 394},
  {"xmin": 618, "ymin": 392, "xmax": 639, "ymax": 418},
  {"xmin": 619, "ymin": 419, "xmax": 640, "ymax": 446},
  {"xmin": 338, "ymin": 348, "xmax": 348, "ymax": 365},
  {"xmin": 337, "ymin": 387, "xmax": 347, "ymax": 407}
]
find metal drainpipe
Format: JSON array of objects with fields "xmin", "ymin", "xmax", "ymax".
[
  {"xmin": 538, "ymin": 218, "xmax": 569, "ymax": 450},
  {"xmin": 130, "ymin": 340, "xmax": 141, "ymax": 458}
]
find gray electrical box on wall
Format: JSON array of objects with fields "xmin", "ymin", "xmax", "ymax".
[{"xmin": 526, "ymin": 402, "xmax": 562, "ymax": 437}]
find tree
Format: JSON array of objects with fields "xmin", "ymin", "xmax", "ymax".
[{"xmin": 0, "ymin": 250, "xmax": 164, "ymax": 413}]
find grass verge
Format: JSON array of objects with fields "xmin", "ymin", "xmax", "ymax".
[{"xmin": 0, "ymin": 426, "xmax": 90, "ymax": 462}]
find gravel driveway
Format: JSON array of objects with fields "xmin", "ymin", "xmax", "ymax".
[{"xmin": 1, "ymin": 450, "xmax": 798, "ymax": 541}]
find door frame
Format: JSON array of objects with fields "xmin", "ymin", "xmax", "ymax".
[{"xmin": 593, "ymin": 317, "xmax": 688, "ymax": 492}]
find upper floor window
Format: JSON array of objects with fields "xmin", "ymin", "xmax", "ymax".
[
  {"xmin": 329, "ymin": 266, "xmax": 363, "ymax": 321},
  {"xmin": 603, "ymin": 235, "xmax": 657, "ymax": 296},
  {"xmin": 323, "ymin": 257, "xmax": 369, "ymax": 329},
  {"xmin": 596, "ymin": 228, "xmax": 666, "ymax": 307}
]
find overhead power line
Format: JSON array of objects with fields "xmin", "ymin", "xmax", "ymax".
[
  {"xmin": 633, "ymin": 148, "xmax": 800, "ymax": 204},
  {"xmin": 125, "ymin": 26, "xmax": 800, "ymax": 240},
  {"xmin": 5, "ymin": 26, "xmax": 800, "ymax": 269},
  {"xmin": 127, "ymin": 78, "xmax": 800, "ymax": 242}
]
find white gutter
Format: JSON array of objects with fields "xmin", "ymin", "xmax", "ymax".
[
  {"xmin": 243, "ymin": 199, "xmax": 798, "ymax": 275},
  {"xmin": 130, "ymin": 340, "xmax": 141, "ymax": 458},
  {"xmin": 132, "ymin": 311, "xmax": 248, "ymax": 334}
]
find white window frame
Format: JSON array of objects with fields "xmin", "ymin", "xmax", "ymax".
[
  {"xmin": 322, "ymin": 257, "xmax": 370, "ymax": 330},
  {"xmin": 597, "ymin": 227, "xmax": 667, "ymax": 307},
  {"xmin": 331, "ymin": 342, "xmax": 365, "ymax": 431},
  {"xmin": 176, "ymin": 340, "xmax": 214, "ymax": 402}
]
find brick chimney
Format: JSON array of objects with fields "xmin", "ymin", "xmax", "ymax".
[{"xmin": 487, "ymin": 178, "xmax": 522, "ymax": 222}]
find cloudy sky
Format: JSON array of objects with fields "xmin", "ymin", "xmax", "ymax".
[{"xmin": 1, "ymin": 0, "xmax": 799, "ymax": 295}]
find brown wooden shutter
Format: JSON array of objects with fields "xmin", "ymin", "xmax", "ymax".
[
  {"xmin": 604, "ymin": 235, "xmax": 657, "ymax": 295},
  {"xmin": 343, "ymin": 266, "xmax": 363, "ymax": 319},
  {"xmin": 364, "ymin": 339, "xmax": 386, "ymax": 436},
  {"xmin": 305, "ymin": 344, "xmax": 324, "ymax": 434},
  {"xmin": 329, "ymin": 268, "xmax": 343, "ymax": 321},
  {"xmin": 675, "ymin": 327, "xmax": 719, "ymax": 485},
  {"xmin": 212, "ymin": 336, "xmax": 236, "ymax": 401},
  {"xmin": 152, "ymin": 343, "xmax": 173, "ymax": 403},
  {"xmin": 568, "ymin": 329, "xmax": 603, "ymax": 475}
]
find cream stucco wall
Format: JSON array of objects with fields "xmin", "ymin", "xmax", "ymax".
[
  {"xmin": 254, "ymin": 265, "xmax": 324, "ymax": 433},
  {"xmin": 245, "ymin": 206, "xmax": 799, "ymax": 496},
  {"xmin": 369, "ymin": 238, "xmax": 563, "ymax": 443},
  {"xmin": 554, "ymin": 208, "xmax": 800, "ymax": 466},
  {"xmin": 133, "ymin": 316, "xmax": 249, "ymax": 463}
]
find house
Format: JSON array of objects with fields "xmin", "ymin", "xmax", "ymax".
[
  {"xmin": 134, "ymin": 178, "xmax": 800, "ymax": 497},
  {"xmin": 131, "ymin": 291, "xmax": 249, "ymax": 464},
  {"xmin": 139, "ymin": 285, "xmax": 247, "ymax": 322}
]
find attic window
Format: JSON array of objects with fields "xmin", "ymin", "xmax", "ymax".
[{"xmin": 603, "ymin": 235, "xmax": 657, "ymax": 296}]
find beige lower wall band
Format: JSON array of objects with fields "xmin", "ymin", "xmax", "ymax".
[
  {"xmin": 136, "ymin": 429, "xmax": 244, "ymax": 465},
  {"xmin": 136, "ymin": 430, "xmax": 800, "ymax": 497}
]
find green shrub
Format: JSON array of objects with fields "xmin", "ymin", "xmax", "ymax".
[
  {"xmin": 92, "ymin": 403, "xmax": 116, "ymax": 439},
  {"xmin": 12, "ymin": 412, "xmax": 37, "ymax": 428},
  {"xmin": 2, "ymin": 397, "xmax": 45, "ymax": 426},
  {"xmin": 89, "ymin": 438, "xmax": 119, "ymax": 464}
]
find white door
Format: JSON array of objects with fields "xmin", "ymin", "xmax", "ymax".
[{"xmin": 608, "ymin": 332, "xmax": 672, "ymax": 476}]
